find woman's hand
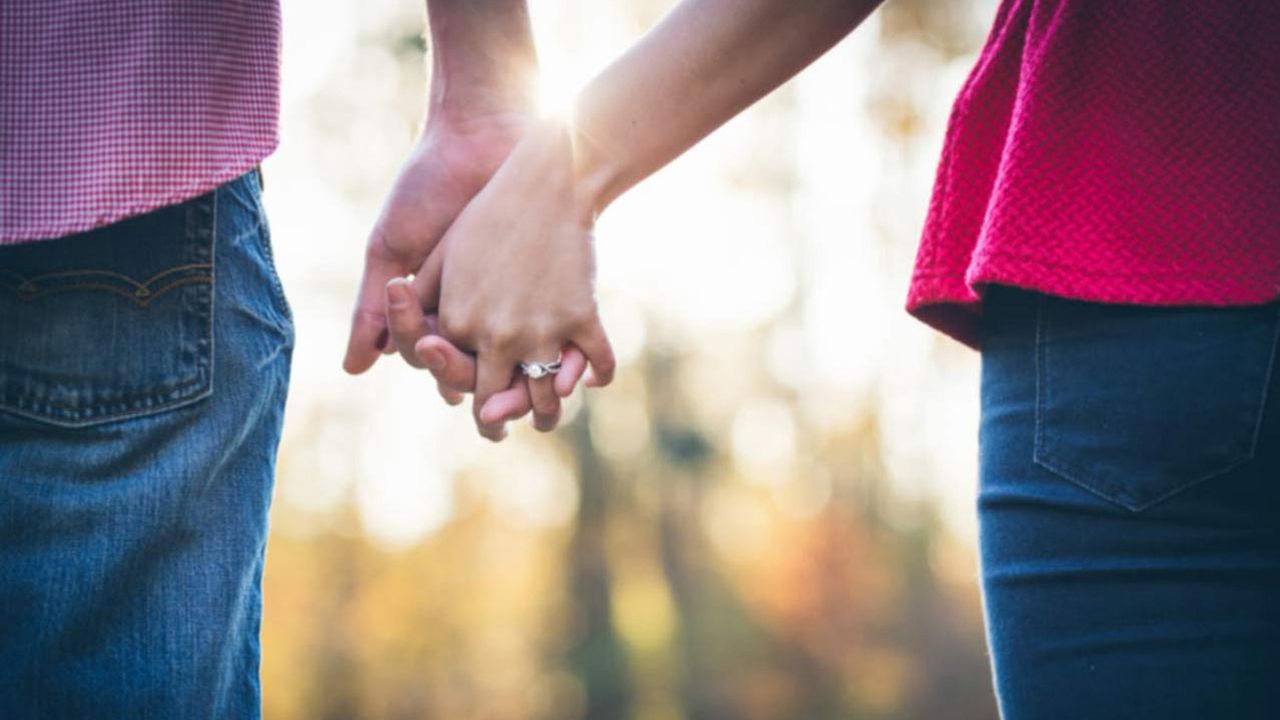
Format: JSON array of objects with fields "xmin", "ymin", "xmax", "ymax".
[{"xmin": 411, "ymin": 118, "xmax": 616, "ymax": 440}]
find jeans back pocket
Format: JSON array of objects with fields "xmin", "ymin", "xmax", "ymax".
[
  {"xmin": 0, "ymin": 195, "xmax": 215, "ymax": 427},
  {"xmin": 1034, "ymin": 294, "xmax": 1280, "ymax": 511}
]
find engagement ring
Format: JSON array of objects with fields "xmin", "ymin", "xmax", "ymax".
[{"xmin": 519, "ymin": 360, "xmax": 562, "ymax": 379}]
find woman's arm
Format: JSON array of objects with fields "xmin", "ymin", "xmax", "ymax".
[
  {"xmin": 415, "ymin": 0, "xmax": 886, "ymax": 439},
  {"xmin": 574, "ymin": 0, "xmax": 885, "ymax": 214}
]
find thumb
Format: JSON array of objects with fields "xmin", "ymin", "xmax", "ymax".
[{"xmin": 411, "ymin": 240, "xmax": 446, "ymax": 315}]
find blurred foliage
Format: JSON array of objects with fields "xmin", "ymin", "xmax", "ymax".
[{"xmin": 262, "ymin": 0, "xmax": 998, "ymax": 718}]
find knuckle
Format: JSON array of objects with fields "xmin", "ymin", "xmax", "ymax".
[
  {"xmin": 485, "ymin": 326, "xmax": 522, "ymax": 351},
  {"xmin": 437, "ymin": 314, "xmax": 473, "ymax": 343},
  {"xmin": 565, "ymin": 307, "xmax": 597, "ymax": 332},
  {"xmin": 386, "ymin": 306, "xmax": 417, "ymax": 332},
  {"xmin": 526, "ymin": 322, "xmax": 556, "ymax": 347},
  {"xmin": 594, "ymin": 355, "xmax": 617, "ymax": 375},
  {"xmin": 353, "ymin": 307, "xmax": 387, "ymax": 329},
  {"xmin": 369, "ymin": 227, "xmax": 413, "ymax": 265}
]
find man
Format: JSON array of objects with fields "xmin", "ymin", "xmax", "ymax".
[{"xmin": 0, "ymin": 1, "xmax": 541, "ymax": 716}]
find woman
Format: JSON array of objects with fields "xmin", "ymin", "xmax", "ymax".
[{"xmin": 353, "ymin": 0, "xmax": 1280, "ymax": 716}]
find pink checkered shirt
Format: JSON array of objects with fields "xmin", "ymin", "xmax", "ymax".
[{"xmin": 0, "ymin": 1, "xmax": 281, "ymax": 244}]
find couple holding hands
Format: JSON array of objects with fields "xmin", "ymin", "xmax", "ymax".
[
  {"xmin": 4, "ymin": 0, "xmax": 1280, "ymax": 718},
  {"xmin": 341, "ymin": 0, "xmax": 881, "ymax": 440}
]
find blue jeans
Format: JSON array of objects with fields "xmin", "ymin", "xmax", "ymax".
[
  {"xmin": 0, "ymin": 172, "xmax": 293, "ymax": 719},
  {"xmin": 979, "ymin": 285, "xmax": 1280, "ymax": 719}
]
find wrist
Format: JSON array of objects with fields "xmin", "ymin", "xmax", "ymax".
[
  {"xmin": 425, "ymin": 1, "xmax": 538, "ymax": 125},
  {"xmin": 568, "ymin": 110, "xmax": 624, "ymax": 221},
  {"xmin": 427, "ymin": 76, "xmax": 536, "ymax": 127}
]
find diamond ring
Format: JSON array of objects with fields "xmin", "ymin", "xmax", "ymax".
[{"xmin": 519, "ymin": 359, "xmax": 562, "ymax": 379}]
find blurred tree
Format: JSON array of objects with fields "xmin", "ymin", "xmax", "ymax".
[{"xmin": 562, "ymin": 407, "xmax": 633, "ymax": 720}]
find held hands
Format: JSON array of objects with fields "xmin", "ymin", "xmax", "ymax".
[
  {"xmin": 343, "ymin": 111, "xmax": 527, "ymax": 377},
  {"xmin": 350, "ymin": 117, "xmax": 616, "ymax": 441}
]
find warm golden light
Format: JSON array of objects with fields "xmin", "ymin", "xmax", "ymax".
[{"xmin": 260, "ymin": 0, "xmax": 996, "ymax": 717}]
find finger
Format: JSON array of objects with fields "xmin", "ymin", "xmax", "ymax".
[
  {"xmin": 385, "ymin": 278, "xmax": 430, "ymax": 369},
  {"xmin": 480, "ymin": 379, "xmax": 533, "ymax": 425},
  {"xmin": 412, "ymin": 315, "xmax": 466, "ymax": 404},
  {"xmin": 415, "ymin": 335, "xmax": 478, "ymax": 395},
  {"xmin": 473, "ymin": 351, "xmax": 517, "ymax": 442},
  {"xmin": 344, "ymin": 230, "xmax": 403, "ymax": 374},
  {"xmin": 437, "ymin": 384, "xmax": 466, "ymax": 406},
  {"xmin": 412, "ymin": 243, "xmax": 446, "ymax": 315},
  {"xmin": 554, "ymin": 344, "xmax": 588, "ymax": 398},
  {"xmin": 575, "ymin": 320, "xmax": 618, "ymax": 388},
  {"xmin": 523, "ymin": 347, "xmax": 563, "ymax": 433}
]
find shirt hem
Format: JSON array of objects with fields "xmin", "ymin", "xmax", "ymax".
[
  {"xmin": 0, "ymin": 143, "xmax": 279, "ymax": 245},
  {"xmin": 906, "ymin": 252, "xmax": 1280, "ymax": 350}
]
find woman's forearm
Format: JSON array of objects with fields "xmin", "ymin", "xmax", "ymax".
[
  {"xmin": 573, "ymin": 0, "xmax": 884, "ymax": 214},
  {"xmin": 426, "ymin": 0, "xmax": 539, "ymax": 122}
]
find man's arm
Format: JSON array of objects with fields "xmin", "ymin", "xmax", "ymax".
[{"xmin": 424, "ymin": 0, "xmax": 537, "ymax": 124}]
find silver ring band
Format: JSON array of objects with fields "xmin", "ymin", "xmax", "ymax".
[{"xmin": 519, "ymin": 360, "xmax": 562, "ymax": 379}]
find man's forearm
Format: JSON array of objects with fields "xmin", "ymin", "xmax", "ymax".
[
  {"xmin": 573, "ymin": 0, "xmax": 885, "ymax": 214},
  {"xmin": 426, "ymin": 0, "xmax": 538, "ymax": 122}
]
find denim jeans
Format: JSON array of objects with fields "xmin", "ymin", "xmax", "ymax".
[
  {"xmin": 979, "ymin": 285, "xmax": 1280, "ymax": 719},
  {"xmin": 0, "ymin": 171, "xmax": 293, "ymax": 719}
]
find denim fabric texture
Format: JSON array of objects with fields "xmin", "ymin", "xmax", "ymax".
[
  {"xmin": 978, "ymin": 285, "xmax": 1280, "ymax": 719},
  {"xmin": 0, "ymin": 171, "xmax": 293, "ymax": 719}
]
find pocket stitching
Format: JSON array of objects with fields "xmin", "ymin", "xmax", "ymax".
[
  {"xmin": 0, "ymin": 193, "xmax": 217, "ymax": 427},
  {"xmin": 1032, "ymin": 299, "xmax": 1280, "ymax": 512},
  {"xmin": 0, "ymin": 379, "xmax": 214, "ymax": 428},
  {"xmin": 0, "ymin": 276, "xmax": 213, "ymax": 306}
]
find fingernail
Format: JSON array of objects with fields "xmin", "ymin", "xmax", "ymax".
[
  {"xmin": 387, "ymin": 281, "xmax": 410, "ymax": 310},
  {"xmin": 421, "ymin": 347, "xmax": 445, "ymax": 371}
]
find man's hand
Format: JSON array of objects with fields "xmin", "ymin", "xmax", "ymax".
[
  {"xmin": 343, "ymin": 113, "xmax": 527, "ymax": 376},
  {"xmin": 346, "ymin": 0, "xmax": 541, "ymax": 377}
]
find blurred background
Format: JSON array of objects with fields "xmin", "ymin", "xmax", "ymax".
[{"xmin": 260, "ymin": 0, "xmax": 999, "ymax": 717}]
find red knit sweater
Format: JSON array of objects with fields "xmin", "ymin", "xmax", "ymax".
[{"xmin": 906, "ymin": 0, "xmax": 1280, "ymax": 349}]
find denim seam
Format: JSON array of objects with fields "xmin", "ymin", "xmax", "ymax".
[
  {"xmin": 0, "ymin": 263, "xmax": 213, "ymax": 288},
  {"xmin": 207, "ymin": 184, "xmax": 219, "ymax": 415},
  {"xmin": 0, "ymin": 277, "xmax": 213, "ymax": 307},
  {"xmin": 0, "ymin": 380, "xmax": 213, "ymax": 428},
  {"xmin": 0, "ymin": 265, "xmax": 214, "ymax": 306},
  {"xmin": 1033, "ymin": 298, "xmax": 1277, "ymax": 512},
  {"xmin": 1033, "ymin": 293, "xmax": 1045, "ymax": 471},
  {"xmin": 225, "ymin": 174, "xmax": 292, "ymax": 326},
  {"xmin": 253, "ymin": 221, "xmax": 292, "ymax": 327},
  {"xmin": 1245, "ymin": 302, "xmax": 1280, "ymax": 455},
  {"xmin": 4, "ymin": 374, "xmax": 210, "ymax": 413}
]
